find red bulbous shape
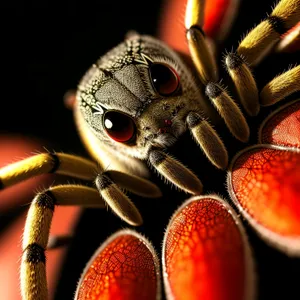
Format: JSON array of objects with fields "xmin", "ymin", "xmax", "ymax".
[
  {"xmin": 163, "ymin": 195, "xmax": 255, "ymax": 300},
  {"xmin": 259, "ymin": 100, "xmax": 300, "ymax": 149},
  {"xmin": 228, "ymin": 145, "xmax": 300, "ymax": 255},
  {"xmin": 76, "ymin": 230, "xmax": 160, "ymax": 300}
]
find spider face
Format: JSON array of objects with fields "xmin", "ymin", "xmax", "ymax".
[{"xmin": 76, "ymin": 35, "xmax": 206, "ymax": 160}]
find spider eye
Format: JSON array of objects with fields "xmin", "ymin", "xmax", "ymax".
[
  {"xmin": 103, "ymin": 111, "xmax": 136, "ymax": 143},
  {"xmin": 150, "ymin": 63, "xmax": 179, "ymax": 96}
]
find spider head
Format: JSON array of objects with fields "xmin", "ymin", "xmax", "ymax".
[{"xmin": 76, "ymin": 35, "xmax": 205, "ymax": 161}]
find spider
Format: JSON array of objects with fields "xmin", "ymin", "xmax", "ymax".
[{"xmin": 0, "ymin": 0, "xmax": 299, "ymax": 299}]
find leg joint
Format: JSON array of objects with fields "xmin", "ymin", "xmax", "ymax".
[
  {"xmin": 95, "ymin": 173, "xmax": 113, "ymax": 190},
  {"xmin": 187, "ymin": 112, "xmax": 202, "ymax": 128},
  {"xmin": 24, "ymin": 243, "xmax": 45, "ymax": 264},
  {"xmin": 35, "ymin": 190, "xmax": 56, "ymax": 211},
  {"xmin": 205, "ymin": 82, "xmax": 222, "ymax": 99},
  {"xmin": 187, "ymin": 25, "xmax": 205, "ymax": 37},
  {"xmin": 267, "ymin": 15, "xmax": 286, "ymax": 35},
  {"xmin": 149, "ymin": 150, "xmax": 167, "ymax": 167},
  {"xmin": 49, "ymin": 152, "xmax": 61, "ymax": 173},
  {"xmin": 226, "ymin": 52, "xmax": 244, "ymax": 70}
]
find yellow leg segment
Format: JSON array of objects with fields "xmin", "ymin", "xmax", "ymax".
[
  {"xmin": 0, "ymin": 151, "xmax": 162, "ymax": 212},
  {"xmin": 0, "ymin": 153, "xmax": 98, "ymax": 189},
  {"xmin": 225, "ymin": 52, "xmax": 260, "ymax": 116},
  {"xmin": 96, "ymin": 173, "xmax": 143, "ymax": 226},
  {"xmin": 185, "ymin": 0, "xmax": 218, "ymax": 84},
  {"xmin": 260, "ymin": 65, "xmax": 300, "ymax": 106},
  {"xmin": 149, "ymin": 150, "xmax": 203, "ymax": 195},
  {"xmin": 106, "ymin": 170, "xmax": 162, "ymax": 198},
  {"xmin": 185, "ymin": 0, "xmax": 205, "ymax": 29},
  {"xmin": 205, "ymin": 82, "xmax": 250, "ymax": 142},
  {"xmin": 238, "ymin": 0, "xmax": 300, "ymax": 66},
  {"xmin": 20, "ymin": 185, "xmax": 104, "ymax": 300},
  {"xmin": 187, "ymin": 112, "xmax": 228, "ymax": 170}
]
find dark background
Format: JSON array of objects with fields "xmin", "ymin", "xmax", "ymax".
[{"xmin": 1, "ymin": 0, "xmax": 300, "ymax": 299}]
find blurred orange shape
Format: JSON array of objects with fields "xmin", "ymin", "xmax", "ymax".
[
  {"xmin": 159, "ymin": 0, "xmax": 239, "ymax": 54},
  {"xmin": 75, "ymin": 229, "xmax": 161, "ymax": 300},
  {"xmin": 277, "ymin": 22, "xmax": 300, "ymax": 53},
  {"xmin": 162, "ymin": 195, "xmax": 255, "ymax": 300},
  {"xmin": 228, "ymin": 145, "xmax": 300, "ymax": 255},
  {"xmin": 259, "ymin": 100, "xmax": 300, "ymax": 149},
  {"xmin": 204, "ymin": 0, "xmax": 239, "ymax": 41}
]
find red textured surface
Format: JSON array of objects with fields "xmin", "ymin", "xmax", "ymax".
[
  {"xmin": 260, "ymin": 101, "xmax": 300, "ymax": 148},
  {"xmin": 159, "ymin": 0, "xmax": 234, "ymax": 54},
  {"xmin": 164, "ymin": 197, "xmax": 246, "ymax": 300},
  {"xmin": 77, "ymin": 233, "xmax": 158, "ymax": 300},
  {"xmin": 231, "ymin": 147, "xmax": 300, "ymax": 236}
]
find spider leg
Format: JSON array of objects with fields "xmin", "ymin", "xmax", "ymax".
[
  {"xmin": 0, "ymin": 152, "xmax": 98, "ymax": 188},
  {"xmin": 106, "ymin": 170, "xmax": 162, "ymax": 198},
  {"xmin": 95, "ymin": 173, "xmax": 143, "ymax": 226},
  {"xmin": 185, "ymin": 0, "xmax": 205, "ymax": 30},
  {"xmin": 0, "ymin": 152, "xmax": 161, "ymax": 225},
  {"xmin": 261, "ymin": 65, "xmax": 300, "ymax": 106},
  {"xmin": 237, "ymin": 0, "xmax": 300, "ymax": 66},
  {"xmin": 185, "ymin": 0, "xmax": 250, "ymax": 145},
  {"xmin": 185, "ymin": 0, "xmax": 218, "ymax": 84},
  {"xmin": 20, "ymin": 185, "xmax": 104, "ymax": 300},
  {"xmin": 205, "ymin": 82, "xmax": 250, "ymax": 142},
  {"xmin": 186, "ymin": 112, "xmax": 228, "ymax": 169},
  {"xmin": 224, "ymin": 0, "xmax": 300, "ymax": 116},
  {"xmin": 225, "ymin": 52, "xmax": 260, "ymax": 116},
  {"xmin": 149, "ymin": 150, "xmax": 203, "ymax": 195}
]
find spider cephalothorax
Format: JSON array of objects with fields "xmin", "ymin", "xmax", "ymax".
[
  {"xmin": 77, "ymin": 35, "xmax": 204, "ymax": 160},
  {"xmin": 75, "ymin": 33, "xmax": 239, "ymax": 197}
]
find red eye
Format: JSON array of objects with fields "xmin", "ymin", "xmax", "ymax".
[
  {"xmin": 150, "ymin": 63, "xmax": 179, "ymax": 96},
  {"xmin": 103, "ymin": 111, "xmax": 136, "ymax": 143}
]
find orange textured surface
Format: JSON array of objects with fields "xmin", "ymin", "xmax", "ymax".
[
  {"xmin": 77, "ymin": 233, "xmax": 158, "ymax": 300},
  {"xmin": 164, "ymin": 198, "xmax": 246, "ymax": 300},
  {"xmin": 159, "ymin": 0, "xmax": 233, "ymax": 54},
  {"xmin": 260, "ymin": 101, "xmax": 300, "ymax": 148},
  {"xmin": 231, "ymin": 147, "xmax": 300, "ymax": 236}
]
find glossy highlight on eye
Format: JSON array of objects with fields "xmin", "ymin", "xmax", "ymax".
[
  {"xmin": 149, "ymin": 63, "xmax": 179, "ymax": 96},
  {"xmin": 103, "ymin": 111, "xmax": 136, "ymax": 143}
]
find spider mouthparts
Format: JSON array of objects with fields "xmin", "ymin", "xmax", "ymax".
[
  {"xmin": 158, "ymin": 127, "xmax": 171, "ymax": 134},
  {"xmin": 158, "ymin": 119, "xmax": 173, "ymax": 134}
]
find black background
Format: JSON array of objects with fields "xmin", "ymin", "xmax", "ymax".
[{"xmin": 1, "ymin": 0, "xmax": 300, "ymax": 299}]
